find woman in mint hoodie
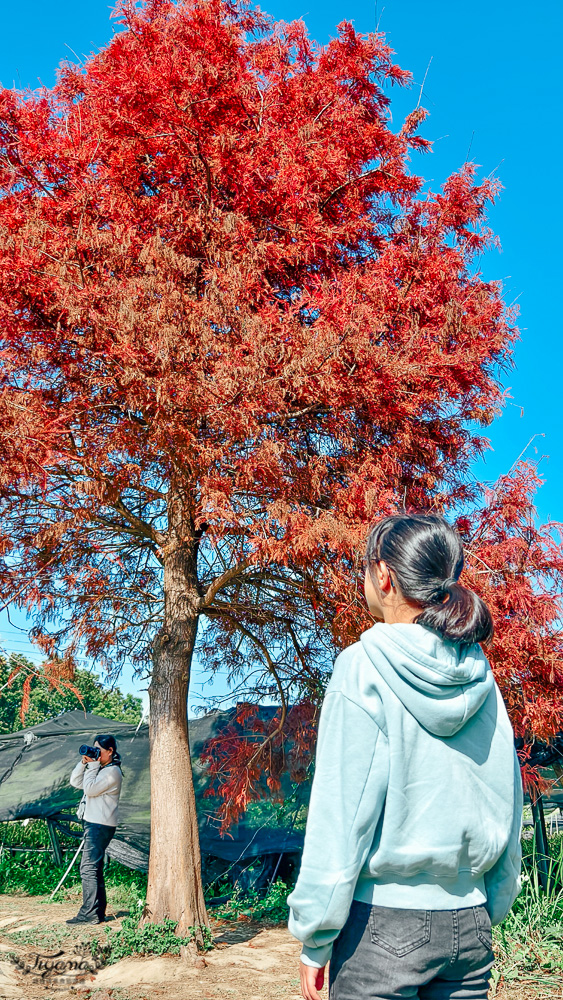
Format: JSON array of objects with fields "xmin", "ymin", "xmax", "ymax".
[{"xmin": 288, "ymin": 514, "xmax": 522, "ymax": 1000}]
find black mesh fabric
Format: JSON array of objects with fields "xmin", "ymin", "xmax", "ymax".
[{"xmin": 0, "ymin": 710, "xmax": 306, "ymax": 868}]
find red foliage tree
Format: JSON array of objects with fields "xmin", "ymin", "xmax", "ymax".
[
  {"xmin": 462, "ymin": 464, "xmax": 563, "ymax": 795},
  {"xmin": 1, "ymin": 0, "xmax": 557, "ymax": 930},
  {"xmin": 203, "ymin": 461, "xmax": 563, "ymax": 829}
]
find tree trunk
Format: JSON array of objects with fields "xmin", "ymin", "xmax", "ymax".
[{"xmin": 144, "ymin": 491, "xmax": 208, "ymax": 940}]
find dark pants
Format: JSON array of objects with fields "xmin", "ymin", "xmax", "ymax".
[
  {"xmin": 329, "ymin": 901, "xmax": 495, "ymax": 1000},
  {"xmin": 76, "ymin": 822, "xmax": 115, "ymax": 922}
]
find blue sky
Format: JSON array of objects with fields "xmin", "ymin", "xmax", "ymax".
[{"xmin": 1, "ymin": 1, "xmax": 561, "ymax": 708}]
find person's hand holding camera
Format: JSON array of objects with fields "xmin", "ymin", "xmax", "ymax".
[{"xmin": 79, "ymin": 744, "xmax": 102, "ymax": 765}]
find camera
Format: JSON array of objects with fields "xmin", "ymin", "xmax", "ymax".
[{"xmin": 79, "ymin": 744, "xmax": 100, "ymax": 760}]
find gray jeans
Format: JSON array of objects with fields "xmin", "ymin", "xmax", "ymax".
[
  {"xmin": 329, "ymin": 901, "xmax": 495, "ymax": 1000},
  {"xmin": 76, "ymin": 822, "xmax": 115, "ymax": 922}
]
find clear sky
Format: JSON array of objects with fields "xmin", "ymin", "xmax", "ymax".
[{"xmin": 1, "ymin": 1, "xmax": 561, "ymax": 708}]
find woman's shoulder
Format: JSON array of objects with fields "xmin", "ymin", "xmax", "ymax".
[
  {"xmin": 107, "ymin": 763, "xmax": 123, "ymax": 786},
  {"xmin": 331, "ymin": 639, "xmax": 367, "ymax": 682},
  {"xmin": 327, "ymin": 641, "xmax": 387, "ymax": 730}
]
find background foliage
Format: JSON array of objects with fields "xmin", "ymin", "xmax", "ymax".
[{"xmin": 0, "ymin": 653, "xmax": 143, "ymax": 733}]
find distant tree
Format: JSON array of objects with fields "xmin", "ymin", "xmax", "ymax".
[
  {"xmin": 0, "ymin": 653, "xmax": 143, "ymax": 733},
  {"xmin": 1, "ymin": 0, "xmax": 557, "ymax": 937}
]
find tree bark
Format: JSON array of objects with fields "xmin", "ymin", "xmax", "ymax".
[{"xmin": 144, "ymin": 488, "xmax": 208, "ymax": 940}]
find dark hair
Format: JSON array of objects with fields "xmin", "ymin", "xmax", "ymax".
[
  {"xmin": 366, "ymin": 514, "xmax": 494, "ymax": 646},
  {"xmin": 95, "ymin": 734, "xmax": 122, "ymax": 768}
]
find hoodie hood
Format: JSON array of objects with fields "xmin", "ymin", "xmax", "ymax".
[{"xmin": 360, "ymin": 623, "xmax": 494, "ymax": 737}]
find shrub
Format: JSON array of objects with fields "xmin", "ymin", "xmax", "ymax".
[
  {"xmin": 213, "ymin": 879, "xmax": 290, "ymax": 924},
  {"xmin": 96, "ymin": 916, "xmax": 214, "ymax": 964}
]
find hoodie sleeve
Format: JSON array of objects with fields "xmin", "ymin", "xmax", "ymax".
[
  {"xmin": 484, "ymin": 749, "xmax": 523, "ymax": 925},
  {"xmin": 287, "ymin": 688, "xmax": 389, "ymax": 969}
]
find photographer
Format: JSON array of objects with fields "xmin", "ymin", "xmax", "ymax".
[{"xmin": 67, "ymin": 734, "xmax": 123, "ymax": 925}]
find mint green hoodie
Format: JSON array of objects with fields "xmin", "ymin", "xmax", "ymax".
[{"xmin": 287, "ymin": 623, "xmax": 523, "ymax": 969}]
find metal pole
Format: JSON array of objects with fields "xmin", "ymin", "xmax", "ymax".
[
  {"xmin": 530, "ymin": 793, "xmax": 551, "ymax": 892},
  {"xmin": 49, "ymin": 838, "xmax": 84, "ymax": 900},
  {"xmin": 46, "ymin": 819, "xmax": 63, "ymax": 867}
]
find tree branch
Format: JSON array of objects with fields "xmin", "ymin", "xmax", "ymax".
[
  {"xmin": 202, "ymin": 558, "xmax": 253, "ymax": 607},
  {"xmin": 220, "ymin": 616, "xmax": 288, "ymax": 768},
  {"xmin": 320, "ymin": 167, "xmax": 392, "ymax": 211}
]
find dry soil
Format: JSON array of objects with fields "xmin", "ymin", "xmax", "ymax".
[{"xmin": 0, "ymin": 894, "xmax": 560, "ymax": 1000}]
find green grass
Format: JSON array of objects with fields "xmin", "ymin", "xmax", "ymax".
[
  {"xmin": 492, "ymin": 834, "xmax": 563, "ymax": 991},
  {"xmin": 0, "ymin": 818, "xmax": 81, "ymax": 849},
  {"xmin": 0, "ymin": 848, "xmax": 148, "ymax": 902},
  {"xmin": 0, "ymin": 819, "xmax": 148, "ymax": 902},
  {"xmin": 105, "ymin": 870, "xmax": 148, "ymax": 912},
  {"xmin": 0, "ymin": 850, "xmax": 72, "ymax": 895},
  {"xmin": 0, "ymin": 819, "xmax": 84, "ymax": 896},
  {"xmin": 6, "ymin": 925, "xmax": 76, "ymax": 950}
]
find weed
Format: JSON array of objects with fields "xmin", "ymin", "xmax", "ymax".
[
  {"xmin": 94, "ymin": 915, "xmax": 214, "ymax": 964},
  {"xmin": 493, "ymin": 837, "xmax": 563, "ymax": 989},
  {"xmin": 6, "ymin": 925, "xmax": 75, "ymax": 950},
  {"xmin": 90, "ymin": 991, "xmax": 131, "ymax": 1000},
  {"xmin": 104, "ymin": 868, "xmax": 147, "ymax": 911},
  {"xmin": 213, "ymin": 878, "xmax": 289, "ymax": 923}
]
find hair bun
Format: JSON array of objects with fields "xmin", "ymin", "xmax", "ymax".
[{"xmin": 366, "ymin": 514, "xmax": 494, "ymax": 645}]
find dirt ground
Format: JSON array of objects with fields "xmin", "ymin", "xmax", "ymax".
[{"xmin": 0, "ymin": 894, "xmax": 561, "ymax": 1000}]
